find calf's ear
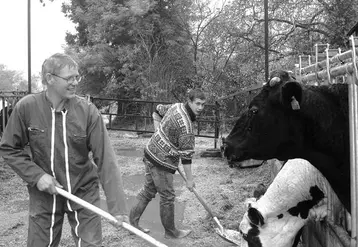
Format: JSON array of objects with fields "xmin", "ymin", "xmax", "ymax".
[
  {"xmin": 281, "ymin": 81, "xmax": 302, "ymax": 110},
  {"xmin": 244, "ymin": 197, "xmax": 257, "ymax": 208},
  {"xmin": 248, "ymin": 207, "xmax": 265, "ymax": 226}
]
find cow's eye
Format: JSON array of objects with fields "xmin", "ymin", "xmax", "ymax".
[
  {"xmin": 240, "ymin": 230, "xmax": 248, "ymax": 240},
  {"xmin": 250, "ymin": 108, "xmax": 258, "ymax": 115},
  {"xmin": 247, "ymin": 127, "xmax": 252, "ymax": 131}
]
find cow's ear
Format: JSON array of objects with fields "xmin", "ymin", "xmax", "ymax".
[
  {"xmin": 281, "ymin": 81, "xmax": 302, "ymax": 110},
  {"xmin": 248, "ymin": 207, "xmax": 265, "ymax": 226}
]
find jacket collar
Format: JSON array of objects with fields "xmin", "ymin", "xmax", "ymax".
[
  {"xmin": 43, "ymin": 90, "xmax": 71, "ymax": 112},
  {"xmin": 184, "ymin": 102, "xmax": 196, "ymax": 122}
]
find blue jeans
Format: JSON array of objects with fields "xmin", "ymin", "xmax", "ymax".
[{"xmin": 138, "ymin": 158, "xmax": 175, "ymax": 207}]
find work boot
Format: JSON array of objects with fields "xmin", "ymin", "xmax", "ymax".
[
  {"xmin": 129, "ymin": 197, "xmax": 150, "ymax": 233},
  {"xmin": 160, "ymin": 203, "xmax": 192, "ymax": 239}
]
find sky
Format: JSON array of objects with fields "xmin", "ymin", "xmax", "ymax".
[
  {"xmin": 0, "ymin": 0, "xmax": 76, "ymax": 78},
  {"xmin": 0, "ymin": 0, "xmax": 225, "ymax": 80}
]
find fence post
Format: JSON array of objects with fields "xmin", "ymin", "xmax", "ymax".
[
  {"xmin": 151, "ymin": 102, "xmax": 154, "ymax": 131},
  {"xmin": 108, "ymin": 114, "xmax": 112, "ymax": 130},
  {"xmin": 197, "ymin": 120, "xmax": 200, "ymax": 136},
  {"xmin": 214, "ymin": 101, "xmax": 221, "ymax": 149},
  {"xmin": 348, "ymin": 73, "xmax": 358, "ymax": 247},
  {"xmin": 349, "ymin": 35, "xmax": 358, "ymax": 247},
  {"xmin": 1, "ymin": 96, "xmax": 5, "ymax": 133}
]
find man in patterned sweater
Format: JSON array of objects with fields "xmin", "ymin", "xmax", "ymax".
[{"xmin": 129, "ymin": 89, "xmax": 206, "ymax": 239}]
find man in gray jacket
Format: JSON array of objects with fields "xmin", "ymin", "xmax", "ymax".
[{"xmin": 0, "ymin": 53, "xmax": 128, "ymax": 247}]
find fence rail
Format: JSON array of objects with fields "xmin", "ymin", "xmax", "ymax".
[{"xmin": 90, "ymin": 97, "xmax": 221, "ymax": 148}]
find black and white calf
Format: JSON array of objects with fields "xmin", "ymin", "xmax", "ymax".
[{"xmin": 239, "ymin": 158, "xmax": 343, "ymax": 247}]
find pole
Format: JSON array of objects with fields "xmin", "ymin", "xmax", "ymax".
[
  {"xmin": 349, "ymin": 35, "xmax": 358, "ymax": 247},
  {"xmin": 348, "ymin": 74, "xmax": 358, "ymax": 247},
  {"xmin": 264, "ymin": 0, "xmax": 269, "ymax": 81},
  {"xmin": 27, "ymin": 0, "xmax": 31, "ymax": 94}
]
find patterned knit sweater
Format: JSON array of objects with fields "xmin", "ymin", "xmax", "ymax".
[{"xmin": 144, "ymin": 102, "xmax": 196, "ymax": 173}]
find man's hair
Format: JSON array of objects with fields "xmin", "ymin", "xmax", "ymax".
[
  {"xmin": 41, "ymin": 53, "xmax": 78, "ymax": 85},
  {"xmin": 187, "ymin": 88, "xmax": 206, "ymax": 102}
]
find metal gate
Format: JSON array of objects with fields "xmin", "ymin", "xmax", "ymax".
[
  {"xmin": 0, "ymin": 91, "xmax": 27, "ymax": 135},
  {"xmin": 90, "ymin": 96, "xmax": 221, "ymax": 149},
  {"xmin": 297, "ymin": 36, "xmax": 358, "ymax": 247}
]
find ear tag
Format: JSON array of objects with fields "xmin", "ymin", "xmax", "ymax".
[{"xmin": 291, "ymin": 96, "xmax": 300, "ymax": 110}]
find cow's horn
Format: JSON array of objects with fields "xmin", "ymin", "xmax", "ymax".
[{"xmin": 269, "ymin": 76, "xmax": 281, "ymax": 87}]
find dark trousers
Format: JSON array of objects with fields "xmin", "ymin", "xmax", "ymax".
[
  {"xmin": 27, "ymin": 182, "xmax": 102, "ymax": 247},
  {"xmin": 138, "ymin": 158, "xmax": 175, "ymax": 207}
]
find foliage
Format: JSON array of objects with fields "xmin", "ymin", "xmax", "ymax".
[
  {"xmin": 57, "ymin": 0, "xmax": 196, "ymax": 103},
  {"xmin": 0, "ymin": 65, "xmax": 41, "ymax": 93},
  {"xmin": 0, "ymin": 65, "xmax": 22, "ymax": 91},
  {"xmin": 40, "ymin": 0, "xmax": 358, "ymax": 119}
]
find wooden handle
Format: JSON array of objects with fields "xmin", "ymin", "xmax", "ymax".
[
  {"xmin": 56, "ymin": 187, "xmax": 168, "ymax": 247},
  {"xmin": 177, "ymin": 169, "xmax": 224, "ymax": 233}
]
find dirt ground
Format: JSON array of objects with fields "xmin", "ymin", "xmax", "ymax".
[{"xmin": 0, "ymin": 130, "xmax": 272, "ymax": 247}]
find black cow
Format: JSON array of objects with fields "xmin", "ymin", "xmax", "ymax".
[{"xmin": 223, "ymin": 70, "xmax": 351, "ymax": 213}]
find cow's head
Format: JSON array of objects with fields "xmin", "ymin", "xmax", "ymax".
[{"xmin": 223, "ymin": 70, "xmax": 305, "ymax": 165}]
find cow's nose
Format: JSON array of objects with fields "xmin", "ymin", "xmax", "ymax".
[
  {"xmin": 222, "ymin": 145, "xmax": 236, "ymax": 159},
  {"xmin": 227, "ymin": 156, "xmax": 237, "ymax": 168},
  {"xmin": 223, "ymin": 150, "xmax": 236, "ymax": 168},
  {"xmin": 222, "ymin": 145, "xmax": 236, "ymax": 161}
]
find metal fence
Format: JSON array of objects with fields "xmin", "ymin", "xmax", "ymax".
[
  {"xmin": 0, "ymin": 91, "xmax": 27, "ymax": 135},
  {"xmin": 0, "ymin": 92, "xmax": 221, "ymax": 149},
  {"xmin": 298, "ymin": 36, "xmax": 358, "ymax": 247},
  {"xmin": 90, "ymin": 97, "xmax": 221, "ymax": 149}
]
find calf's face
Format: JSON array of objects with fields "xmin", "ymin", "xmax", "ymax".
[
  {"xmin": 239, "ymin": 206, "xmax": 305, "ymax": 247},
  {"xmin": 239, "ymin": 184, "xmax": 325, "ymax": 247}
]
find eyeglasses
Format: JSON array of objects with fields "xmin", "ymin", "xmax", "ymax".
[{"xmin": 50, "ymin": 73, "xmax": 82, "ymax": 84}]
